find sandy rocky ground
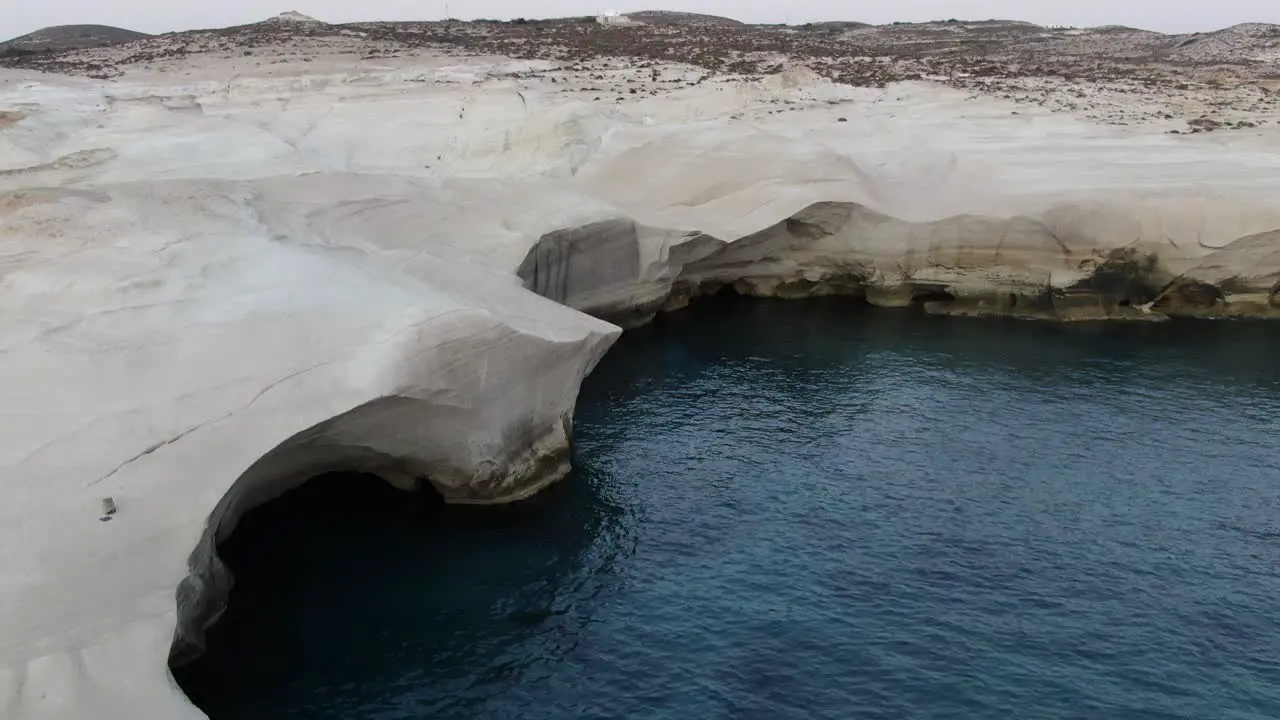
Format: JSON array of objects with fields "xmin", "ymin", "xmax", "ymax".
[{"xmin": 3, "ymin": 10, "xmax": 1280, "ymax": 132}]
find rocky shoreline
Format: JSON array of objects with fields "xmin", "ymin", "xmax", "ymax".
[
  {"xmin": 2, "ymin": 13, "xmax": 1279, "ymax": 720},
  {"xmin": 517, "ymin": 207, "xmax": 1280, "ymax": 329}
]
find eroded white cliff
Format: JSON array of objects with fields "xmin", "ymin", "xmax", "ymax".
[{"xmin": 2, "ymin": 44, "xmax": 1279, "ymax": 719}]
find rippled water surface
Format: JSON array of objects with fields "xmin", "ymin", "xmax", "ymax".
[{"xmin": 178, "ymin": 298, "xmax": 1280, "ymax": 719}]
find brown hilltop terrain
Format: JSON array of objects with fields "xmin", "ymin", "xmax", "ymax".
[
  {"xmin": 623, "ymin": 10, "xmax": 744, "ymax": 26},
  {"xmin": 2, "ymin": 12, "xmax": 1278, "ymax": 128},
  {"xmin": 0, "ymin": 24, "xmax": 151, "ymax": 55}
]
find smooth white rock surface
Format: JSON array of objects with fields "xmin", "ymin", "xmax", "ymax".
[{"xmin": 2, "ymin": 48, "xmax": 1279, "ymax": 718}]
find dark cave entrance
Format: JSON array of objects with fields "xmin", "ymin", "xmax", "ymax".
[
  {"xmin": 170, "ymin": 472, "xmax": 448, "ymax": 708},
  {"xmin": 170, "ymin": 468, "xmax": 581, "ymax": 717}
]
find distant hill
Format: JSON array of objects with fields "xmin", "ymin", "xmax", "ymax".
[
  {"xmin": 794, "ymin": 21, "xmax": 874, "ymax": 33},
  {"xmin": 1163, "ymin": 22, "xmax": 1280, "ymax": 63},
  {"xmin": 0, "ymin": 24, "xmax": 151, "ymax": 55},
  {"xmin": 624, "ymin": 11, "xmax": 743, "ymax": 27}
]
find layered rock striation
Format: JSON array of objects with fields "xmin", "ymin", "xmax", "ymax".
[
  {"xmin": 1, "ymin": 33, "xmax": 1278, "ymax": 720},
  {"xmin": 518, "ymin": 200, "xmax": 1280, "ymax": 327}
]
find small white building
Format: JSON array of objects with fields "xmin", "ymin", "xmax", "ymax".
[{"xmin": 596, "ymin": 9, "xmax": 635, "ymax": 25}]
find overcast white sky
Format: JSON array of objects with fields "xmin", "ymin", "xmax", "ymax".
[{"xmin": 4, "ymin": 0, "xmax": 1278, "ymax": 42}]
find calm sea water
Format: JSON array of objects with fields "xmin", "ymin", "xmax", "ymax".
[{"xmin": 176, "ymin": 298, "xmax": 1280, "ymax": 720}]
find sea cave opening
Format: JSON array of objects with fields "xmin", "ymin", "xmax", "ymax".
[
  {"xmin": 170, "ymin": 472, "xmax": 445, "ymax": 708},
  {"xmin": 173, "ymin": 296, "xmax": 1280, "ymax": 720}
]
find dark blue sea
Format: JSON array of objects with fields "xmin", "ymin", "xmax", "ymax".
[{"xmin": 176, "ymin": 298, "xmax": 1280, "ymax": 720}]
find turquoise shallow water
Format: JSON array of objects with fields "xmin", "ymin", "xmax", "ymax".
[{"xmin": 177, "ymin": 298, "xmax": 1280, "ymax": 719}]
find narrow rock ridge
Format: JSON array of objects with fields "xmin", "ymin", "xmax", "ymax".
[{"xmin": 518, "ymin": 202, "xmax": 1280, "ymax": 325}]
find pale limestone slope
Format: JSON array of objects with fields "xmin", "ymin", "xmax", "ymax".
[
  {"xmin": 0, "ymin": 177, "xmax": 618, "ymax": 719},
  {"xmin": 1, "ymin": 46, "xmax": 1279, "ymax": 719}
]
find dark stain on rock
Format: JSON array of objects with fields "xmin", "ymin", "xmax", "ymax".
[
  {"xmin": 1067, "ymin": 248, "xmax": 1161, "ymax": 307},
  {"xmin": 1216, "ymin": 276, "xmax": 1257, "ymax": 296},
  {"xmin": 517, "ymin": 219, "xmax": 642, "ymax": 304},
  {"xmin": 1158, "ymin": 281, "xmax": 1225, "ymax": 311},
  {"xmin": 910, "ymin": 283, "xmax": 957, "ymax": 304}
]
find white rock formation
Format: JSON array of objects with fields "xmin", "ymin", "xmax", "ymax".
[
  {"xmin": 268, "ymin": 10, "xmax": 324, "ymax": 24},
  {"xmin": 1, "ymin": 42, "xmax": 1279, "ymax": 719},
  {"xmin": 596, "ymin": 10, "xmax": 636, "ymax": 26}
]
